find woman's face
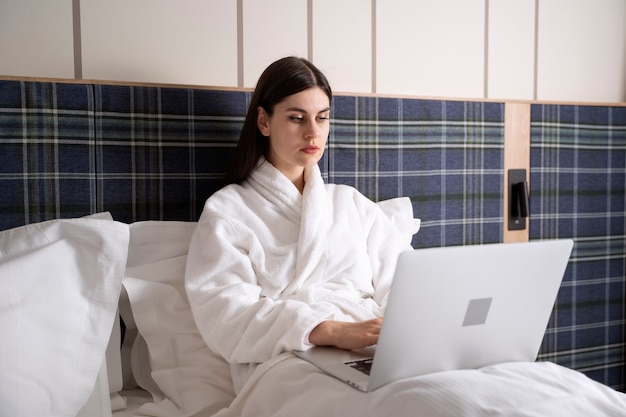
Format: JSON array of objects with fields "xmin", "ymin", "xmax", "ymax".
[{"xmin": 257, "ymin": 87, "xmax": 330, "ymax": 183}]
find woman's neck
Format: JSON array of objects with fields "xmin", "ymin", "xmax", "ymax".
[
  {"xmin": 293, "ymin": 175, "xmax": 305, "ymax": 194},
  {"xmin": 272, "ymin": 162, "xmax": 305, "ymax": 194}
]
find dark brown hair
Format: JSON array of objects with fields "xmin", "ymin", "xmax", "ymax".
[{"xmin": 223, "ymin": 56, "xmax": 332, "ymax": 186}]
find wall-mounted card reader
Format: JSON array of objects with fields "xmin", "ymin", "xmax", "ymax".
[{"xmin": 508, "ymin": 169, "xmax": 529, "ymax": 231}]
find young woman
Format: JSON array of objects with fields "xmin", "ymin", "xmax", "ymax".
[{"xmin": 185, "ymin": 56, "xmax": 412, "ymax": 391}]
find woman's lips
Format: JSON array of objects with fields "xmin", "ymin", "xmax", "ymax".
[{"xmin": 301, "ymin": 146, "xmax": 319, "ymax": 154}]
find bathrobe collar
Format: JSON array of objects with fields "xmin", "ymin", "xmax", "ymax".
[{"xmin": 248, "ymin": 158, "xmax": 331, "ymax": 292}]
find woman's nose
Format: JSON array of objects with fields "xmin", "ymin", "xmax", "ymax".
[{"xmin": 304, "ymin": 120, "xmax": 319, "ymax": 139}]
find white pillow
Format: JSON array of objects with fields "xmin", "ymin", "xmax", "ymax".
[
  {"xmin": 0, "ymin": 218, "xmax": 129, "ymax": 417},
  {"xmin": 77, "ymin": 359, "xmax": 113, "ymax": 417},
  {"xmin": 376, "ymin": 196, "xmax": 421, "ymax": 244},
  {"xmin": 123, "ymin": 221, "xmax": 236, "ymax": 417},
  {"xmin": 79, "ymin": 212, "xmax": 128, "ymax": 412}
]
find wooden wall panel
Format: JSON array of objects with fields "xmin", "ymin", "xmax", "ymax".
[{"xmin": 503, "ymin": 102, "xmax": 531, "ymax": 243}]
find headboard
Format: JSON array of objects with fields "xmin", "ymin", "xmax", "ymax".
[
  {"xmin": 530, "ymin": 104, "xmax": 626, "ymax": 388},
  {"xmin": 0, "ymin": 78, "xmax": 623, "ymax": 391}
]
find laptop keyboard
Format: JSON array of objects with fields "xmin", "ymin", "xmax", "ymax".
[{"xmin": 345, "ymin": 358, "xmax": 373, "ymax": 375}]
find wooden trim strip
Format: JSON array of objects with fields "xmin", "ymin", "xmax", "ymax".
[
  {"xmin": 503, "ymin": 102, "xmax": 531, "ymax": 243},
  {"xmin": 1, "ymin": 75, "xmax": 625, "ymax": 107},
  {"xmin": 72, "ymin": 0, "xmax": 82, "ymax": 79}
]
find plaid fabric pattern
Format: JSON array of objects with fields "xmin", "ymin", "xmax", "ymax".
[
  {"xmin": 94, "ymin": 85, "xmax": 250, "ymax": 223},
  {"xmin": 531, "ymin": 104, "xmax": 626, "ymax": 391},
  {"xmin": 0, "ymin": 81, "xmax": 96, "ymax": 230},
  {"xmin": 328, "ymin": 95, "xmax": 505, "ymax": 248}
]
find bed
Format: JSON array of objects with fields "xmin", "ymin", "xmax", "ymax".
[{"xmin": 1, "ymin": 77, "xmax": 625, "ymax": 417}]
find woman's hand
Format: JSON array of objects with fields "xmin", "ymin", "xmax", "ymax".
[{"xmin": 309, "ymin": 318, "xmax": 383, "ymax": 350}]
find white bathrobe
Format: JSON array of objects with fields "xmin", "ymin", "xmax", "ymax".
[{"xmin": 185, "ymin": 159, "xmax": 412, "ymax": 390}]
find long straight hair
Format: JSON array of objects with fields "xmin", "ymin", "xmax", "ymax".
[{"xmin": 222, "ymin": 57, "xmax": 332, "ymax": 186}]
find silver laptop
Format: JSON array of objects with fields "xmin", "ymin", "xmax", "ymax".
[{"xmin": 294, "ymin": 239, "xmax": 574, "ymax": 392}]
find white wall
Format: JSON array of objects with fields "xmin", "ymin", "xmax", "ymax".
[
  {"xmin": 377, "ymin": 0, "xmax": 486, "ymax": 98},
  {"xmin": 80, "ymin": 0, "xmax": 238, "ymax": 86},
  {"xmin": 0, "ymin": 0, "xmax": 75, "ymax": 79},
  {"xmin": 312, "ymin": 0, "xmax": 372, "ymax": 94},
  {"xmin": 537, "ymin": 0, "xmax": 626, "ymax": 103},
  {"xmin": 488, "ymin": 0, "xmax": 536, "ymax": 100},
  {"xmin": 0, "ymin": 0, "xmax": 624, "ymax": 103}
]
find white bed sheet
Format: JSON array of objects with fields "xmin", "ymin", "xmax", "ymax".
[
  {"xmin": 211, "ymin": 353, "xmax": 626, "ymax": 417},
  {"xmin": 113, "ymin": 390, "xmax": 152, "ymax": 417}
]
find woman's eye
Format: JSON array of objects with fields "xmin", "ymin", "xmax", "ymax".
[{"xmin": 288, "ymin": 116, "xmax": 304, "ymax": 122}]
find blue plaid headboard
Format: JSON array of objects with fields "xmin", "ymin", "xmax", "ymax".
[
  {"xmin": 0, "ymin": 80, "xmax": 504, "ymax": 249},
  {"xmin": 0, "ymin": 78, "xmax": 623, "ymax": 391},
  {"xmin": 93, "ymin": 84, "xmax": 251, "ymax": 223},
  {"xmin": 530, "ymin": 104, "xmax": 626, "ymax": 390},
  {"xmin": 1, "ymin": 82, "xmax": 96, "ymax": 225}
]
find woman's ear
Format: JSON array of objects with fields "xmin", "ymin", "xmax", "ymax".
[{"xmin": 257, "ymin": 107, "xmax": 271, "ymax": 137}]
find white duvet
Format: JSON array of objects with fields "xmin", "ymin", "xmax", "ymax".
[{"xmin": 213, "ymin": 353, "xmax": 626, "ymax": 417}]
